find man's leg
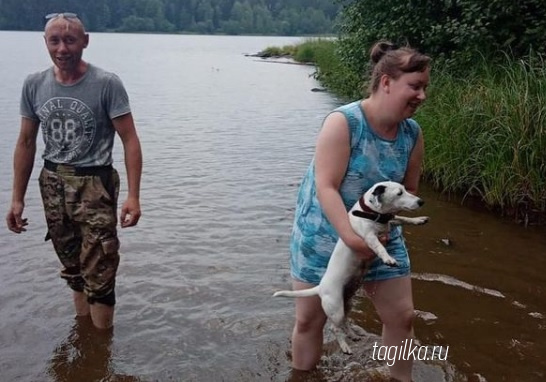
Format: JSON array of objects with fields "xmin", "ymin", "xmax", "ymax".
[
  {"xmin": 90, "ymin": 303, "xmax": 114, "ymax": 329},
  {"xmin": 39, "ymin": 169, "xmax": 89, "ymax": 319},
  {"xmin": 73, "ymin": 291, "xmax": 90, "ymax": 316},
  {"xmin": 77, "ymin": 170, "xmax": 120, "ymax": 330}
]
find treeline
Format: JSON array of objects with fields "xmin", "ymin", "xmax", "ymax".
[
  {"xmin": 0, "ymin": 0, "xmax": 338, "ymax": 35},
  {"xmin": 336, "ymin": 0, "xmax": 546, "ymax": 80}
]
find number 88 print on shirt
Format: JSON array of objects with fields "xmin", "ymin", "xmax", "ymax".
[{"xmin": 20, "ymin": 64, "xmax": 131, "ymax": 167}]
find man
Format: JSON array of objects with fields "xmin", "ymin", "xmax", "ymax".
[{"xmin": 5, "ymin": 13, "xmax": 142, "ymax": 329}]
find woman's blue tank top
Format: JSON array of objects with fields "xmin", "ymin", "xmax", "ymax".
[{"xmin": 289, "ymin": 100, "xmax": 421, "ymax": 283}]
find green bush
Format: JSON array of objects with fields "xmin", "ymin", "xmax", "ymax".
[{"xmin": 336, "ymin": 0, "xmax": 546, "ymax": 75}]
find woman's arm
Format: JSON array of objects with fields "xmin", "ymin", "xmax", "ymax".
[{"xmin": 315, "ymin": 112, "xmax": 375, "ymax": 260}]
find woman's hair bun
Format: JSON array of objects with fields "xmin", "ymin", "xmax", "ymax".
[{"xmin": 370, "ymin": 40, "xmax": 399, "ymax": 64}]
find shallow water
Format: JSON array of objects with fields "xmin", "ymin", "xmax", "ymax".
[{"xmin": 0, "ymin": 32, "xmax": 545, "ymax": 382}]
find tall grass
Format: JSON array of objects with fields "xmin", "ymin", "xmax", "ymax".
[
  {"xmin": 308, "ymin": 39, "xmax": 362, "ymax": 101},
  {"xmin": 261, "ymin": 38, "xmax": 333, "ymax": 62},
  {"xmin": 417, "ymin": 54, "xmax": 546, "ymax": 220},
  {"xmin": 259, "ymin": 44, "xmax": 296, "ymax": 58}
]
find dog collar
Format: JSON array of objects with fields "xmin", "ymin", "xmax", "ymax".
[{"xmin": 352, "ymin": 196, "xmax": 394, "ymax": 224}]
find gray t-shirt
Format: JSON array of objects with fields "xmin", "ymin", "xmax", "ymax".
[{"xmin": 20, "ymin": 64, "xmax": 131, "ymax": 166}]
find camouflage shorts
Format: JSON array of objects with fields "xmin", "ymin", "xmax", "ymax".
[{"xmin": 39, "ymin": 164, "xmax": 121, "ymax": 305}]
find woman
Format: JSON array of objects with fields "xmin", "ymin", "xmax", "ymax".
[{"xmin": 288, "ymin": 40, "xmax": 430, "ymax": 382}]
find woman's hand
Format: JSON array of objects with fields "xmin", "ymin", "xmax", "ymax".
[
  {"xmin": 342, "ymin": 231, "xmax": 389, "ymax": 262},
  {"xmin": 342, "ymin": 232, "xmax": 376, "ymax": 261}
]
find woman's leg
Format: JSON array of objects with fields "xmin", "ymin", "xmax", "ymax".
[
  {"xmin": 364, "ymin": 276, "xmax": 414, "ymax": 382},
  {"xmin": 290, "ymin": 280, "xmax": 328, "ymax": 371}
]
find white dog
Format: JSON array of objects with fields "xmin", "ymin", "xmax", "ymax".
[{"xmin": 274, "ymin": 181, "xmax": 429, "ymax": 354}]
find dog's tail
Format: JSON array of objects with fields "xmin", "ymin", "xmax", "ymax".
[{"xmin": 273, "ymin": 286, "xmax": 319, "ymax": 298}]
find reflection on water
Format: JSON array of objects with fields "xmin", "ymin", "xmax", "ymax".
[
  {"xmin": 413, "ymin": 273, "xmax": 505, "ymax": 298},
  {"xmin": 47, "ymin": 316, "xmax": 140, "ymax": 382}
]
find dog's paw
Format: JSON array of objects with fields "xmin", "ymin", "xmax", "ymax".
[
  {"xmin": 339, "ymin": 341, "xmax": 353, "ymax": 355},
  {"xmin": 382, "ymin": 256, "xmax": 399, "ymax": 267},
  {"xmin": 348, "ymin": 323, "xmax": 367, "ymax": 340},
  {"xmin": 415, "ymin": 216, "xmax": 429, "ymax": 225}
]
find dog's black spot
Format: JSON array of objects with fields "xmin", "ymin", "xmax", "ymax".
[{"xmin": 372, "ymin": 185, "xmax": 386, "ymax": 196}]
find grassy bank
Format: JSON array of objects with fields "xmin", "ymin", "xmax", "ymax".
[
  {"xmin": 259, "ymin": 38, "xmax": 334, "ymax": 63},
  {"xmin": 263, "ymin": 40, "xmax": 546, "ymax": 225},
  {"xmin": 419, "ymin": 56, "xmax": 546, "ymax": 224},
  {"xmin": 260, "ymin": 39, "xmax": 361, "ymax": 98}
]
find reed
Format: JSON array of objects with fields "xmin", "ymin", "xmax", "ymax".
[
  {"xmin": 305, "ymin": 38, "xmax": 362, "ymax": 100},
  {"xmin": 291, "ymin": 38, "xmax": 332, "ymax": 63},
  {"xmin": 259, "ymin": 44, "xmax": 296, "ymax": 57},
  {"xmin": 261, "ymin": 38, "xmax": 336, "ymax": 63},
  {"xmin": 418, "ymin": 54, "xmax": 546, "ymax": 221}
]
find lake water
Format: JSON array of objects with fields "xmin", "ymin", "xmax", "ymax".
[{"xmin": 1, "ymin": 32, "xmax": 545, "ymax": 382}]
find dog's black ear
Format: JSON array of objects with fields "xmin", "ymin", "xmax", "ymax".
[
  {"xmin": 372, "ymin": 185, "xmax": 386, "ymax": 197},
  {"xmin": 368, "ymin": 184, "xmax": 386, "ymax": 210}
]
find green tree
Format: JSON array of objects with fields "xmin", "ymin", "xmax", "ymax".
[
  {"xmin": 277, "ymin": 7, "xmax": 299, "ymax": 35},
  {"xmin": 337, "ymin": 0, "xmax": 546, "ymax": 75},
  {"xmin": 84, "ymin": 0, "xmax": 110, "ymax": 31},
  {"xmin": 118, "ymin": 15, "xmax": 155, "ymax": 32},
  {"xmin": 253, "ymin": 3, "xmax": 274, "ymax": 34},
  {"xmin": 299, "ymin": 8, "xmax": 328, "ymax": 35},
  {"xmin": 232, "ymin": 1, "xmax": 253, "ymax": 31}
]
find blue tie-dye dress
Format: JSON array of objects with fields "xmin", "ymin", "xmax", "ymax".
[{"xmin": 289, "ymin": 100, "xmax": 421, "ymax": 284}]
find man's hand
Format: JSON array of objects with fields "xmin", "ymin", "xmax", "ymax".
[
  {"xmin": 120, "ymin": 197, "xmax": 141, "ymax": 228},
  {"xmin": 6, "ymin": 201, "xmax": 28, "ymax": 233}
]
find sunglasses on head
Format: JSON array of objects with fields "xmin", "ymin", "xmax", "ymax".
[{"xmin": 45, "ymin": 12, "xmax": 78, "ymax": 20}]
